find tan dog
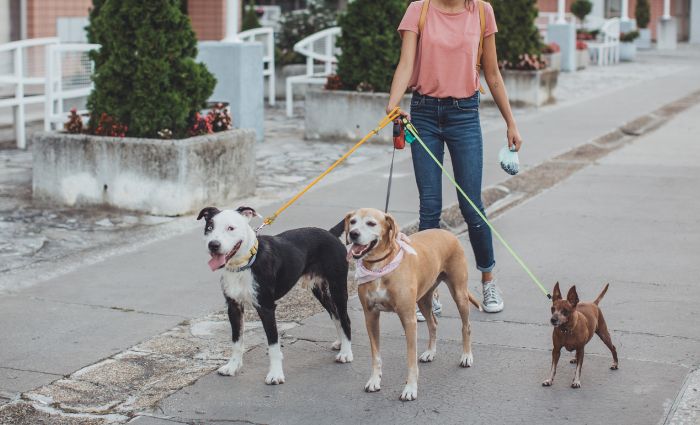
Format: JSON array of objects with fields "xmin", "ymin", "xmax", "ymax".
[
  {"xmin": 543, "ymin": 282, "xmax": 618, "ymax": 389},
  {"xmin": 338, "ymin": 208, "xmax": 480, "ymax": 401}
]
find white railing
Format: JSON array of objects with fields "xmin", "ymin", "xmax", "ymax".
[
  {"xmin": 239, "ymin": 27, "xmax": 276, "ymax": 106},
  {"xmin": 44, "ymin": 43, "xmax": 98, "ymax": 132},
  {"xmin": 286, "ymin": 26, "xmax": 341, "ymax": 117},
  {"xmin": 0, "ymin": 37, "xmax": 59, "ymax": 149},
  {"xmin": 537, "ymin": 12, "xmax": 574, "ymax": 38},
  {"xmin": 587, "ymin": 18, "xmax": 620, "ymax": 66}
]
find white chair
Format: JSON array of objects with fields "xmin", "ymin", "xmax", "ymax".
[
  {"xmin": 285, "ymin": 27, "xmax": 341, "ymax": 117},
  {"xmin": 587, "ymin": 18, "xmax": 620, "ymax": 66},
  {"xmin": 239, "ymin": 27, "xmax": 276, "ymax": 106}
]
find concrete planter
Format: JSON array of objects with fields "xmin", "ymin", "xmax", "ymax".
[
  {"xmin": 32, "ymin": 130, "xmax": 256, "ymax": 216},
  {"xmin": 636, "ymin": 28, "xmax": 652, "ymax": 49},
  {"xmin": 620, "ymin": 42, "xmax": 637, "ymax": 61},
  {"xmin": 576, "ymin": 49, "xmax": 590, "ymax": 70},
  {"xmin": 271, "ymin": 64, "xmax": 327, "ymax": 100},
  {"xmin": 490, "ymin": 68, "xmax": 558, "ymax": 107},
  {"xmin": 543, "ymin": 52, "xmax": 562, "ymax": 71},
  {"xmin": 305, "ymin": 90, "xmax": 410, "ymax": 142}
]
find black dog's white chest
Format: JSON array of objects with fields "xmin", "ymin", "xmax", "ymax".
[{"xmin": 221, "ymin": 269, "xmax": 258, "ymax": 306}]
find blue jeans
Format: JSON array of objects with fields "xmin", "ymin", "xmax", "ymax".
[{"xmin": 410, "ymin": 91, "xmax": 495, "ymax": 273}]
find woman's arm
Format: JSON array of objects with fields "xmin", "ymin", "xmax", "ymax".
[
  {"xmin": 386, "ymin": 31, "xmax": 418, "ymax": 117},
  {"xmin": 482, "ymin": 34, "xmax": 523, "ymax": 151}
]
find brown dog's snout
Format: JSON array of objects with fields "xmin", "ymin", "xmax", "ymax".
[
  {"xmin": 550, "ymin": 316, "xmax": 558, "ymax": 325},
  {"xmin": 208, "ymin": 240, "xmax": 221, "ymax": 253}
]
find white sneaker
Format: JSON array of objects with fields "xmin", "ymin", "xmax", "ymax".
[
  {"xmin": 482, "ymin": 280, "xmax": 504, "ymax": 313},
  {"xmin": 416, "ymin": 297, "xmax": 443, "ymax": 322}
]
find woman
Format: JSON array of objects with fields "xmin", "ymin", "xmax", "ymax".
[{"xmin": 386, "ymin": 0, "xmax": 523, "ymax": 313}]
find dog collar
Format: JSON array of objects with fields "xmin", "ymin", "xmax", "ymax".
[
  {"xmin": 225, "ymin": 240, "xmax": 259, "ymax": 273},
  {"xmin": 354, "ymin": 236, "xmax": 417, "ymax": 284}
]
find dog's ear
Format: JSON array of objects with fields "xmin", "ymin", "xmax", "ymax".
[
  {"xmin": 552, "ymin": 282, "xmax": 562, "ymax": 301},
  {"xmin": 384, "ymin": 213, "xmax": 398, "ymax": 244},
  {"xmin": 236, "ymin": 206, "xmax": 257, "ymax": 222},
  {"xmin": 566, "ymin": 285, "xmax": 579, "ymax": 307},
  {"xmin": 197, "ymin": 207, "xmax": 220, "ymax": 221},
  {"xmin": 343, "ymin": 211, "xmax": 354, "ymax": 245}
]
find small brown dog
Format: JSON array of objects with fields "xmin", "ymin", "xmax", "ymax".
[{"xmin": 542, "ymin": 282, "xmax": 618, "ymax": 388}]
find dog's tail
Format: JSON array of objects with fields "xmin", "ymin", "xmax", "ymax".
[
  {"xmin": 593, "ymin": 283, "xmax": 610, "ymax": 305},
  {"xmin": 468, "ymin": 290, "xmax": 483, "ymax": 311},
  {"xmin": 329, "ymin": 219, "xmax": 345, "ymax": 239}
]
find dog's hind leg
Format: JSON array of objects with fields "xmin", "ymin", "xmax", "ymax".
[
  {"xmin": 596, "ymin": 313, "xmax": 619, "ymax": 370},
  {"xmin": 314, "ymin": 280, "xmax": 353, "ymax": 363},
  {"xmin": 256, "ymin": 304, "xmax": 285, "ymax": 385},
  {"xmin": 417, "ymin": 289, "xmax": 438, "ymax": 363},
  {"xmin": 218, "ymin": 297, "xmax": 245, "ymax": 376}
]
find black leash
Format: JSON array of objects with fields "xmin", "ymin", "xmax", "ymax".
[{"xmin": 384, "ymin": 146, "xmax": 396, "ymax": 213}]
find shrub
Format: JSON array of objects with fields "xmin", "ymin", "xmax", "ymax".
[
  {"xmin": 86, "ymin": 0, "xmax": 216, "ymax": 138},
  {"xmin": 636, "ymin": 0, "xmax": 650, "ymax": 29},
  {"xmin": 324, "ymin": 74, "xmax": 343, "ymax": 90},
  {"xmin": 188, "ymin": 113, "xmax": 213, "ymax": 137},
  {"xmin": 207, "ymin": 103, "xmax": 233, "ymax": 132},
  {"xmin": 490, "ymin": 0, "xmax": 543, "ymax": 69},
  {"xmin": 542, "ymin": 42, "xmax": 560, "ymax": 54},
  {"xmin": 276, "ymin": 0, "xmax": 337, "ymax": 66},
  {"xmin": 64, "ymin": 108, "xmax": 84, "ymax": 134},
  {"xmin": 620, "ymin": 30, "xmax": 640, "ymax": 42},
  {"xmin": 335, "ymin": 0, "xmax": 406, "ymax": 92},
  {"xmin": 242, "ymin": 0, "xmax": 261, "ymax": 32},
  {"xmin": 93, "ymin": 113, "xmax": 128, "ymax": 137},
  {"xmin": 571, "ymin": 0, "xmax": 593, "ymax": 28}
]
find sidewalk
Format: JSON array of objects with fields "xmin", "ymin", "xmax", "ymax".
[
  {"xmin": 1, "ymin": 50, "xmax": 700, "ymax": 423},
  {"xmin": 132, "ymin": 90, "xmax": 700, "ymax": 425}
]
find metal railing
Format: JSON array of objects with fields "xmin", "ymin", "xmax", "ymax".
[
  {"xmin": 0, "ymin": 37, "xmax": 59, "ymax": 149},
  {"xmin": 239, "ymin": 27, "xmax": 276, "ymax": 106},
  {"xmin": 286, "ymin": 27, "xmax": 341, "ymax": 117}
]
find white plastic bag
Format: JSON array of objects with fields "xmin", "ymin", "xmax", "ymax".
[{"xmin": 499, "ymin": 145, "xmax": 520, "ymax": 176}]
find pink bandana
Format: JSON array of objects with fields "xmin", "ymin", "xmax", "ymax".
[{"xmin": 354, "ymin": 236, "xmax": 417, "ymax": 284}]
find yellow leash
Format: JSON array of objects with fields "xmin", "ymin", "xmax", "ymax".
[
  {"xmin": 401, "ymin": 117, "xmax": 552, "ymax": 299},
  {"xmin": 256, "ymin": 107, "xmax": 402, "ymax": 231}
]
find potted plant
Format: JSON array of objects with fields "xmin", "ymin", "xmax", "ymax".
[
  {"xmin": 576, "ymin": 40, "xmax": 589, "ymax": 69},
  {"xmin": 242, "ymin": 0, "xmax": 262, "ymax": 31},
  {"xmin": 635, "ymin": 0, "xmax": 652, "ymax": 49},
  {"xmin": 542, "ymin": 42, "xmax": 561, "ymax": 71},
  {"xmin": 620, "ymin": 30, "xmax": 639, "ymax": 61},
  {"xmin": 32, "ymin": 0, "xmax": 256, "ymax": 216},
  {"xmin": 571, "ymin": 0, "xmax": 593, "ymax": 29}
]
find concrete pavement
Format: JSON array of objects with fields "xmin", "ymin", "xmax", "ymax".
[{"xmin": 132, "ymin": 94, "xmax": 700, "ymax": 425}]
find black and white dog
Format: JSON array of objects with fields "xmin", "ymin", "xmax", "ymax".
[{"xmin": 198, "ymin": 206, "xmax": 352, "ymax": 384}]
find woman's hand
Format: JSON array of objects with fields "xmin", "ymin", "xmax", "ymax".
[
  {"xmin": 507, "ymin": 125, "xmax": 523, "ymax": 152},
  {"xmin": 386, "ymin": 104, "xmax": 410, "ymax": 121}
]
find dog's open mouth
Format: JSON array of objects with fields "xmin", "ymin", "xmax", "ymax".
[
  {"xmin": 208, "ymin": 240, "xmax": 243, "ymax": 271},
  {"xmin": 348, "ymin": 240, "xmax": 377, "ymax": 260}
]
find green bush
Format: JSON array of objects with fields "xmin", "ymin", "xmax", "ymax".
[
  {"xmin": 335, "ymin": 0, "xmax": 405, "ymax": 92},
  {"xmin": 242, "ymin": 0, "xmax": 261, "ymax": 32},
  {"xmin": 636, "ymin": 0, "xmax": 650, "ymax": 29},
  {"xmin": 490, "ymin": 0, "xmax": 542, "ymax": 68},
  {"xmin": 86, "ymin": 0, "xmax": 216, "ymax": 138},
  {"xmin": 571, "ymin": 0, "xmax": 593, "ymax": 27},
  {"xmin": 276, "ymin": 0, "xmax": 337, "ymax": 66},
  {"xmin": 620, "ymin": 30, "xmax": 640, "ymax": 42}
]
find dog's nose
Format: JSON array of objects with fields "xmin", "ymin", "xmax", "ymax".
[
  {"xmin": 550, "ymin": 317, "xmax": 558, "ymax": 325},
  {"xmin": 208, "ymin": 240, "xmax": 221, "ymax": 252},
  {"xmin": 349, "ymin": 230, "xmax": 360, "ymax": 241}
]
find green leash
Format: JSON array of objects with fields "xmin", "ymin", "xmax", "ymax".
[{"xmin": 402, "ymin": 117, "xmax": 552, "ymax": 300}]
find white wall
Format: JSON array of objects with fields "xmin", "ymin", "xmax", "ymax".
[
  {"xmin": 691, "ymin": 0, "xmax": 700, "ymax": 43},
  {"xmin": 0, "ymin": 0, "xmax": 11, "ymax": 44}
]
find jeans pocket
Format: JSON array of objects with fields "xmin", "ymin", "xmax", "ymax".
[{"xmin": 455, "ymin": 99, "xmax": 478, "ymax": 112}]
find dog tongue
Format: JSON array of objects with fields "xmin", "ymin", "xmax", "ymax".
[{"xmin": 208, "ymin": 254, "xmax": 227, "ymax": 271}]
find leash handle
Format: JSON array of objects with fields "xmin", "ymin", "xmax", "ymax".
[{"xmin": 400, "ymin": 116, "xmax": 552, "ymax": 300}]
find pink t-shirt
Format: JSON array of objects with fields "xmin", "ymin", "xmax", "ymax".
[{"xmin": 398, "ymin": 0, "xmax": 497, "ymax": 98}]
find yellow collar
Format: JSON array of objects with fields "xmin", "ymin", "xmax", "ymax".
[{"xmin": 225, "ymin": 239, "xmax": 259, "ymax": 272}]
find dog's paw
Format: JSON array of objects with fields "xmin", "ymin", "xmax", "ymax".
[
  {"xmin": 570, "ymin": 358, "xmax": 577, "ymax": 364},
  {"xmin": 571, "ymin": 380, "xmax": 581, "ymax": 389},
  {"xmin": 542, "ymin": 379, "xmax": 553, "ymax": 387},
  {"xmin": 364, "ymin": 375, "xmax": 381, "ymax": 392},
  {"xmin": 610, "ymin": 362, "xmax": 619, "ymax": 370},
  {"xmin": 265, "ymin": 370, "xmax": 285, "ymax": 385},
  {"xmin": 459, "ymin": 352, "xmax": 473, "ymax": 368},
  {"xmin": 399, "ymin": 383, "xmax": 418, "ymax": 401},
  {"xmin": 217, "ymin": 359, "xmax": 242, "ymax": 376},
  {"xmin": 331, "ymin": 340, "xmax": 341, "ymax": 351},
  {"xmin": 335, "ymin": 349, "xmax": 353, "ymax": 363},
  {"xmin": 419, "ymin": 349, "xmax": 436, "ymax": 363}
]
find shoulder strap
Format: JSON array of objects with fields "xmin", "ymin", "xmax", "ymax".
[
  {"xmin": 476, "ymin": 0, "xmax": 486, "ymax": 94},
  {"xmin": 418, "ymin": 0, "xmax": 431, "ymax": 35}
]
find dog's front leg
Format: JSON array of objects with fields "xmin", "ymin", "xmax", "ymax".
[
  {"xmin": 257, "ymin": 304, "xmax": 285, "ymax": 385},
  {"xmin": 363, "ymin": 308, "xmax": 382, "ymax": 393},
  {"xmin": 542, "ymin": 344, "xmax": 561, "ymax": 386},
  {"xmin": 398, "ymin": 307, "xmax": 419, "ymax": 401},
  {"xmin": 218, "ymin": 297, "xmax": 245, "ymax": 376},
  {"xmin": 571, "ymin": 347, "xmax": 584, "ymax": 388}
]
